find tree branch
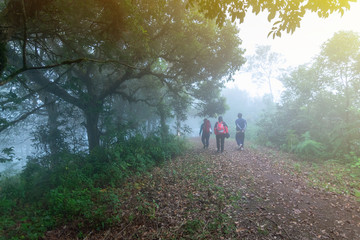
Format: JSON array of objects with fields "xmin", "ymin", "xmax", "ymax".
[
  {"xmin": 0, "ymin": 58, "xmax": 137, "ymax": 86},
  {"xmin": 0, "ymin": 101, "xmax": 53, "ymax": 133}
]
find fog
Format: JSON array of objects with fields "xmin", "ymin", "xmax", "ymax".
[{"xmin": 181, "ymin": 87, "xmax": 270, "ymax": 141}]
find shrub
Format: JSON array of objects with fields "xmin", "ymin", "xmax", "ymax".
[
  {"xmin": 0, "ymin": 133, "xmax": 187, "ymax": 239},
  {"xmin": 294, "ymin": 132, "xmax": 325, "ymax": 159}
]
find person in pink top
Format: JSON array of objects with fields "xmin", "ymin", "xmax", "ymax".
[{"xmin": 214, "ymin": 116, "xmax": 229, "ymax": 153}]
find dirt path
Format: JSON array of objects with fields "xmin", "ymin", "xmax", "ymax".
[
  {"xmin": 45, "ymin": 138, "xmax": 360, "ymax": 239},
  {"xmin": 195, "ymin": 138, "xmax": 360, "ymax": 239}
]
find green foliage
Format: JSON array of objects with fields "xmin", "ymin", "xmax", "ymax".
[
  {"xmin": 282, "ymin": 129, "xmax": 300, "ymax": 152},
  {"xmin": 255, "ymin": 106, "xmax": 284, "ymax": 148},
  {"xmin": 47, "ymin": 186, "xmax": 118, "ymax": 227},
  {"xmin": 292, "ymin": 158, "xmax": 360, "ymax": 198},
  {"xmin": 294, "ymin": 132, "xmax": 325, "ymax": 159},
  {"xmin": 183, "ymin": 219, "xmax": 204, "ymax": 235},
  {"xmin": 0, "ymin": 147, "xmax": 16, "ymax": 163},
  {"xmin": 32, "ymin": 124, "xmax": 69, "ymax": 155},
  {"xmin": 0, "ymin": 133, "xmax": 187, "ymax": 239},
  {"xmin": 354, "ymin": 189, "xmax": 360, "ymax": 201},
  {"xmin": 0, "ymin": 175, "xmax": 24, "ymax": 212},
  {"xmin": 188, "ymin": 0, "xmax": 353, "ymax": 37},
  {"xmin": 198, "ymin": 97, "xmax": 228, "ymax": 118},
  {"xmin": 255, "ymin": 31, "xmax": 360, "ymax": 163},
  {"xmin": 352, "ymin": 156, "xmax": 360, "ymax": 169}
]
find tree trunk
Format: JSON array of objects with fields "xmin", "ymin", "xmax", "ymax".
[
  {"xmin": 43, "ymin": 95, "xmax": 61, "ymax": 155},
  {"xmin": 84, "ymin": 105, "xmax": 101, "ymax": 151},
  {"xmin": 34, "ymin": 87, "xmax": 64, "ymax": 156},
  {"xmin": 158, "ymin": 103, "xmax": 169, "ymax": 140}
]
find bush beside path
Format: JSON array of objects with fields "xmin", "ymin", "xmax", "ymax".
[{"xmin": 46, "ymin": 138, "xmax": 360, "ymax": 239}]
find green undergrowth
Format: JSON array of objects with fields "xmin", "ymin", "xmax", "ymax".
[
  {"xmin": 0, "ymin": 134, "xmax": 187, "ymax": 240},
  {"xmin": 296, "ymin": 159, "xmax": 360, "ymax": 199},
  {"xmin": 252, "ymin": 143, "xmax": 360, "ymax": 201}
]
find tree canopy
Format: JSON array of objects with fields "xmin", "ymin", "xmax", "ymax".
[
  {"xmin": 188, "ymin": 0, "xmax": 355, "ymax": 37},
  {"xmin": 0, "ymin": 0, "xmax": 356, "ymax": 80},
  {"xmin": 0, "ymin": 0, "xmax": 245, "ymax": 151}
]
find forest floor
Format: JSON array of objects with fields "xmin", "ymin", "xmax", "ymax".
[{"xmin": 46, "ymin": 138, "xmax": 360, "ymax": 240}]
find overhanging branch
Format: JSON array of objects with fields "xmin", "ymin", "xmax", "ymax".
[
  {"xmin": 0, "ymin": 101, "xmax": 54, "ymax": 133},
  {"xmin": 0, "ymin": 58, "xmax": 137, "ymax": 86}
]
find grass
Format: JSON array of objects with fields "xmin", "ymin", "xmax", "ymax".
[
  {"xmin": 249, "ymin": 142, "xmax": 360, "ymax": 201},
  {"xmin": 279, "ymin": 153, "xmax": 359, "ymax": 200},
  {"xmin": 305, "ymin": 160, "xmax": 360, "ymax": 198}
]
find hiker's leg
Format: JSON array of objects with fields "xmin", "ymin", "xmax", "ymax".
[
  {"xmin": 216, "ymin": 135, "xmax": 220, "ymax": 151},
  {"xmin": 239, "ymin": 132, "xmax": 245, "ymax": 146},
  {"xmin": 221, "ymin": 134, "xmax": 225, "ymax": 152},
  {"xmin": 205, "ymin": 133, "xmax": 210, "ymax": 148},
  {"xmin": 201, "ymin": 134, "xmax": 206, "ymax": 147},
  {"xmin": 235, "ymin": 132, "xmax": 241, "ymax": 146},
  {"xmin": 241, "ymin": 132, "xmax": 245, "ymax": 147}
]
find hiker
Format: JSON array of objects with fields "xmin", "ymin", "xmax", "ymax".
[
  {"xmin": 199, "ymin": 118, "xmax": 212, "ymax": 149},
  {"xmin": 214, "ymin": 116, "xmax": 229, "ymax": 153},
  {"xmin": 235, "ymin": 113, "xmax": 247, "ymax": 150}
]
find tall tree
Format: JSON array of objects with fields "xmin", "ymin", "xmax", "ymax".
[
  {"xmin": 246, "ymin": 45, "xmax": 284, "ymax": 102},
  {"xmin": 316, "ymin": 31, "xmax": 360, "ymax": 152}
]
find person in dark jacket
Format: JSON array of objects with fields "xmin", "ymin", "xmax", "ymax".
[
  {"xmin": 235, "ymin": 113, "xmax": 247, "ymax": 150},
  {"xmin": 214, "ymin": 116, "xmax": 229, "ymax": 153},
  {"xmin": 199, "ymin": 118, "xmax": 212, "ymax": 149}
]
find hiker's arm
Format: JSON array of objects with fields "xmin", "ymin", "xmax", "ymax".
[{"xmin": 224, "ymin": 122, "xmax": 229, "ymax": 133}]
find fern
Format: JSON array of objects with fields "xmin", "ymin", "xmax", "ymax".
[
  {"xmin": 294, "ymin": 132, "xmax": 325, "ymax": 158},
  {"xmin": 285, "ymin": 129, "xmax": 300, "ymax": 152}
]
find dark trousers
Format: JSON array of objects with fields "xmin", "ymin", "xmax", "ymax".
[
  {"xmin": 201, "ymin": 132, "xmax": 210, "ymax": 148},
  {"xmin": 216, "ymin": 134, "xmax": 226, "ymax": 152},
  {"xmin": 236, "ymin": 131, "xmax": 245, "ymax": 146}
]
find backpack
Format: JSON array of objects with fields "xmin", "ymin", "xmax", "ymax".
[
  {"xmin": 216, "ymin": 121, "xmax": 225, "ymax": 133},
  {"xmin": 203, "ymin": 120, "xmax": 211, "ymax": 133}
]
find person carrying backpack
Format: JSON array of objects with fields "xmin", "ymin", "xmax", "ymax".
[
  {"xmin": 199, "ymin": 118, "xmax": 212, "ymax": 149},
  {"xmin": 235, "ymin": 113, "xmax": 247, "ymax": 150},
  {"xmin": 214, "ymin": 116, "xmax": 229, "ymax": 153}
]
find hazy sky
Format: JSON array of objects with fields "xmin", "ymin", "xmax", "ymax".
[{"xmin": 227, "ymin": 1, "xmax": 360, "ymax": 100}]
